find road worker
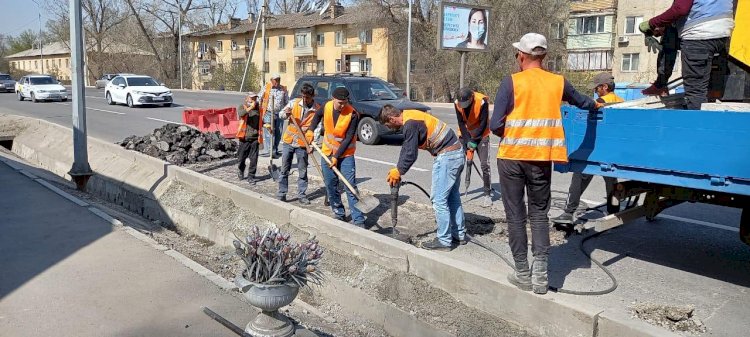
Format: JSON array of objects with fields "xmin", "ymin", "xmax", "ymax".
[
  {"xmin": 455, "ymin": 87, "xmax": 493, "ymax": 207},
  {"xmin": 259, "ymin": 73, "xmax": 288, "ymax": 158},
  {"xmin": 490, "ymin": 33, "xmax": 601, "ymax": 294},
  {"xmin": 380, "ymin": 105, "xmax": 466, "ymax": 251},
  {"xmin": 276, "ymin": 83, "xmax": 320, "ymax": 205},
  {"xmin": 236, "ymin": 91, "xmax": 261, "ymax": 185},
  {"xmin": 307, "ymin": 87, "xmax": 365, "ymax": 227}
]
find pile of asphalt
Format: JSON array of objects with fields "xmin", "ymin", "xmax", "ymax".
[{"xmin": 119, "ymin": 124, "xmax": 237, "ymax": 165}]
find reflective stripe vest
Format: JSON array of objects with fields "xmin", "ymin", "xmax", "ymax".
[
  {"xmin": 599, "ymin": 92, "xmax": 624, "ymax": 104},
  {"xmin": 321, "ymin": 101, "xmax": 357, "ymax": 158},
  {"xmin": 282, "ymin": 98, "xmax": 320, "ymax": 146},
  {"xmin": 455, "ymin": 92, "xmax": 490, "ymax": 139},
  {"xmin": 260, "ymin": 83, "xmax": 287, "ymax": 114},
  {"xmin": 497, "ymin": 68, "xmax": 567, "ymax": 163},
  {"xmin": 402, "ymin": 109, "xmax": 450, "ymax": 156}
]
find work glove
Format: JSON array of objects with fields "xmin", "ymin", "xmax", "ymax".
[
  {"xmin": 639, "ymin": 21, "xmax": 653, "ymax": 36},
  {"xmin": 645, "ymin": 36, "xmax": 662, "ymax": 54},
  {"xmin": 328, "ymin": 156, "xmax": 338, "ymax": 168},
  {"xmin": 467, "ymin": 141, "xmax": 478, "ymax": 150},
  {"xmin": 594, "ymin": 102, "xmax": 605, "ymax": 110},
  {"xmin": 263, "ymin": 123, "xmax": 271, "ymax": 129},
  {"xmin": 387, "ymin": 167, "xmax": 401, "ymax": 187},
  {"xmin": 466, "ymin": 149, "xmax": 475, "ymax": 161},
  {"xmin": 305, "ymin": 130, "xmax": 314, "ymax": 145}
]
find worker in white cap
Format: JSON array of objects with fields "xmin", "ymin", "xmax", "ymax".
[
  {"xmin": 259, "ymin": 73, "xmax": 288, "ymax": 158},
  {"xmin": 489, "ymin": 33, "xmax": 602, "ymax": 295}
]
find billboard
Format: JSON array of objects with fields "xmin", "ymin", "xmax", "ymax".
[{"xmin": 437, "ymin": 2, "xmax": 490, "ymax": 52}]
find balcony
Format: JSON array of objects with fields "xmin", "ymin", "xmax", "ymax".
[
  {"xmin": 293, "ymin": 45, "xmax": 315, "ymax": 57},
  {"xmin": 231, "ymin": 47, "xmax": 249, "ymax": 60},
  {"xmin": 341, "ymin": 43, "xmax": 366, "ymax": 54}
]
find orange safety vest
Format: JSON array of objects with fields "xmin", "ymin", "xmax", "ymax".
[
  {"xmin": 599, "ymin": 92, "xmax": 624, "ymax": 104},
  {"xmin": 497, "ymin": 68, "xmax": 568, "ymax": 163},
  {"xmin": 237, "ymin": 100, "xmax": 263, "ymax": 143},
  {"xmin": 402, "ymin": 110, "xmax": 451, "ymax": 156},
  {"xmin": 260, "ymin": 83, "xmax": 287, "ymax": 114},
  {"xmin": 455, "ymin": 92, "xmax": 490, "ymax": 139},
  {"xmin": 321, "ymin": 101, "xmax": 357, "ymax": 158},
  {"xmin": 282, "ymin": 98, "xmax": 320, "ymax": 146}
]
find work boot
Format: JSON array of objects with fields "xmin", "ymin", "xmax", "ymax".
[
  {"xmin": 531, "ymin": 256, "xmax": 549, "ymax": 295},
  {"xmin": 247, "ymin": 176, "xmax": 257, "ymax": 185},
  {"xmin": 641, "ymin": 84, "xmax": 668, "ymax": 96},
  {"xmin": 420, "ymin": 238, "xmax": 453, "ymax": 252},
  {"xmin": 238, "ymin": 170, "xmax": 245, "ymax": 180},
  {"xmin": 551, "ymin": 212, "xmax": 574, "ymax": 224},
  {"xmin": 482, "ymin": 195, "xmax": 492, "ymax": 208},
  {"xmin": 259, "ymin": 152, "xmax": 270, "ymax": 158},
  {"xmin": 507, "ymin": 259, "xmax": 532, "ymax": 291},
  {"xmin": 452, "ymin": 236, "xmax": 469, "ymax": 245},
  {"xmin": 298, "ymin": 196, "xmax": 310, "ymax": 205},
  {"xmin": 277, "ymin": 195, "xmax": 287, "ymax": 202}
]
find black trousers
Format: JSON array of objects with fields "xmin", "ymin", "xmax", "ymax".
[
  {"xmin": 681, "ymin": 37, "xmax": 729, "ymax": 110},
  {"xmin": 654, "ymin": 26, "xmax": 680, "ymax": 88},
  {"xmin": 564, "ymin": 173, "xmax": 617, "ymax": 214},
  {"xmin": 237, "ymin": 138, "xmax": 259, "ymax": 177},
  {"xmin": 498, "ymin": 159, "xmax": 552, "ymax": 260},
  {"xmin": 461, "ymin": 136, "xmax": 492, "ymax": 195}
]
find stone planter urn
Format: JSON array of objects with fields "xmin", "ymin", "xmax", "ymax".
[{"xmin": 236, "ymin": 273, "xmax": 300, "ymax": 337}]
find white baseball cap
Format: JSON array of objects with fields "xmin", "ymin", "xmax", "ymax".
[
  {"xmin": 271, "ymin": 73, "xmax": 281, "ymax": 79},
  {"xmin": 247, "ymin": 91, "xmax": 258, "ymax": 97},
  {"xmin": 512, "ymin": 33, "xmax": 548, "ymax": 56}
]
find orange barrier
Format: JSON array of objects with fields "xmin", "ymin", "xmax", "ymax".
[{"xmin": 182, "ymin": 107, "xmax": 239, "ymax": 139}]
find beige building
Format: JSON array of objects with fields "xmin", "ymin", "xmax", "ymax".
[
  {"xmin": 7, "ymin": 42, "xmax": 74, "ymax": 81},
  {"xmin": 611, "ymin": 0, "xmax": 680, "ymax": 84},
  {"xmin": 187, "ymin": 4, "xmax": 398, "ymax": 91}
]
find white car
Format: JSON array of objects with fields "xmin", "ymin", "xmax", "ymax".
[
  {"xmin": 17, "ymin": 75, "xmax": 68, "ymax": 102},
  {"xmin": 105, "ymin": 75, "xmax": 173, "ymax": 108}
]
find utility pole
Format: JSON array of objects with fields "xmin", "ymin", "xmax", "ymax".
[
  {"xmin": 406, "ymin": 0, "xmax": 412, "ymax": 100},
  {"xmin": 260, "ymin": 0, "xmax": 268, "ymax": 85},
  {"xmin": 31, "ymin": 0, "xmax": 44, "ymax": 73},
  {"xmin": 178, "ymin": 2, "xmax": 183, "ymax": 90},
  {"xmin": 240, "ymin": 5, "xmax": 265, "ymax": 92},
  {"xmin": 68, "ymin": 0, "xmax": 93, "ymax": 191}
]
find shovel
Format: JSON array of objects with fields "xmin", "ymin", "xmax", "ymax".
[
  {"xmin": 267, "ymin": 98, "xmax": 281, "ymax": 181},
  {"xmin": 310, "ymin": 142, "xmax": 379, "ymax": 213},
  {"xmin": 288, "ymin": 111, "xmax": 329, "ymax": 206}
]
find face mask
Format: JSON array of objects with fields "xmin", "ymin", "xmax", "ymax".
[{"xmin": 470, "ymin": 24, "xmax": 485, "ymax": 39}]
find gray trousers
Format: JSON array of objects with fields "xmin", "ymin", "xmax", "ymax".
[
  {"xmin": 680, "ymin": 37, "xmax": 729, "ymax": 110},
  {"xmin": 564, "ymin": 173, "xmax": 617, "ymax": 214},
  {"xmin": 461, "ymin": 136, "xmax": 491, "ymax": 195}
]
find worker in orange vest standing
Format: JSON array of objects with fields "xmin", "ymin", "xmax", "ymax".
[
  {"xmin": 380, "ymin": 105, "xmax": 466, "ymax": 251},
  {"xmin": 259, "ymin": 73, "xmax": 288, "ymax": 158},
  {"xmin": 277, "ymin": 83, "xmax": 320, "ymax": 205},
  {"xmin": 455, "ymin": 87, "xmax": 493, "ymax": 207},
  {"xmin": 307, "ymin": 87, "xmax": 365, "ymax": 226},
  {"xmin": 490, "ymin": 33, "xmax": 602, "ymax": 294},
  {"xmin": 236, "ymin": 91, "xmax": 262, "ymax": 185}
]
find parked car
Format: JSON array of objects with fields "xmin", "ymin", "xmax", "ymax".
[
  {"xmin": 105, "ymin": 75, "xmax": 173, "ymax": 108},
  {"xmin": 387, "ymin": 82, "xmax": 407, "ymax": 99},
  {"xmin": 95, "ymin": 73, "xmax": 118, "ymax": 89},
  {"xmin": 291, "ymin": 74, "xmax": 430, "ymax": 145},
  {"xmin": 17, "ymin": 75, "xmax": 68, "ymax": 102},
  {"xmin": 0, "ymin": 73, "xmax": 16, "ymax": 93}
]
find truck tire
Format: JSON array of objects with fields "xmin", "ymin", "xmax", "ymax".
[{"xmin": 357, "ymin": 117, "xmax": 381, "ymax": 145}]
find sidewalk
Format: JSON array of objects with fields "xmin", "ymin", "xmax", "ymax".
[{"xmin": 0, "ymin": 157, "xmax": 251, "ymax": 336}]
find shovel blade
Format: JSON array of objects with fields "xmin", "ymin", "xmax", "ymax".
[
  {"xmin": 268, "ymin": 164, "xmax": 281, "ymax": 182},
  {"xmin": 353, "ymin": 195, "xmax": 379, "ymax": 213}
]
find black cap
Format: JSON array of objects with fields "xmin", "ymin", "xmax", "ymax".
[
  {"xmin": 332, "ymin": 87, "xmax": 350, "ymax": 100},
  {"xmin": 457, "ymin": 87, "xmax": 474, "ymax": 109}
]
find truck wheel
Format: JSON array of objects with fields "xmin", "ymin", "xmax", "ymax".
[{"xmin": 358, "ymin": 117, "xmax": 381, "ymax": 145}]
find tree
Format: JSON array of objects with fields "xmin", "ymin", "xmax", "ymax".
[{"xmin": 6, "ymin": 30, "xmax": 40, "ymax": 55}]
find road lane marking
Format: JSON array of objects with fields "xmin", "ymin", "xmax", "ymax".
[
  {"xmin": 146, "ymin": 117, "xmax": 186, "ymax": 125},
  {"xmin": 85, "ymin": 96, "xmax": 105, "ymax": 99},
  {"xmin": 54, "ymin": 103, "xmax": 126, "ymax": 115},
  {"xmin": 355, "ymin": 156, "xmax": 428, "ymax": 172}
]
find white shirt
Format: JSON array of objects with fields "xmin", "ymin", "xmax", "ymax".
[{"xmin": 681, "ymin": 18, "xmax": 734, "ymax": 40}]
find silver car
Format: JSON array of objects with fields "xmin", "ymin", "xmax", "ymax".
[
  {"xmin": 0, "ymin": 73, "xmax": 16, "ymax": 93},
  {"xmin": 95, "ymin": 74, "xmax": 117, "ymax": 89}
]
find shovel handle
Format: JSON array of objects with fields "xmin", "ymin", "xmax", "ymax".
[
  {"xmin": 310, "ymin": 142, "xmax": 362, "ymax": 199},
  {"xmin": 288, "ymin": 115, "xmax": 325, "ymax": 178}
]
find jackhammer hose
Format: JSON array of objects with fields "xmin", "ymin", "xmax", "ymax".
[{"xmin": 398, "ymin": 181, "xmax": 618, "ymax": 296}]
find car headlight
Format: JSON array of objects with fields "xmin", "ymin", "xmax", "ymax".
[
  {"xmin": 165, "ymin": 91, "xmax": 172, "ymax": 96},
  {"xmin": 132, "ymin": 91, "xmax": 146, "ymax": 95}
]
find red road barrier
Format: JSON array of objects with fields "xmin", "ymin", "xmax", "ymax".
[{"xmin": 182, "ymin": 107, "xmax": 239, "ymax": 139}]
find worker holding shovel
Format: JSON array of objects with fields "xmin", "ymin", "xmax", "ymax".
[
  {"xmin": 380, "ymin": 104, "xmax": 466, "ymax": 251},
  {"xmin": 455, "ymin": 87, "xmax": 493, "ymax": 206}
]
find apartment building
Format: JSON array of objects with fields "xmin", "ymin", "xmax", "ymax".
[
  {"xmin": 187, "ymin": 4, "xmax": 394, "ymax": 90},
  {"xmin": 565, "ymin": 0, "xmax": 617, "ymax": 72},
  {"xmin": 611, "ymin": 0, "xmax": 678, "ymax": 84},
  {"xmin": 7, "ymin": 42, "xmax": 75, "ymax": 81}
]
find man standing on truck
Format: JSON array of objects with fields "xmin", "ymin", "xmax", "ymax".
[
  {"xmin": 491, "ymin": 33, "xmax": 601, "ymax": 294},
  {"xmin": 380, "ymin": 105, "xmax": 466, "ymax": 251},
  {"xmin": 639, "ymin": 0, "xmax": 735, "ymax": 109},
  {"xmin": 307, "ymin": 87, "xmax": 365, "ymax": 227},
  {"xmin": 259, "ymin": 73, "xmax": 288, "ymax": 158},
  {"xmin": 277, "ymin": 84, "xmax": 320, "ymax": 205},
  {"xmin": 237, "ymin": 91, "xmax": 262, "ymax": 185},
  {"xmin": 553, "ymin": 72, "xmax": 623, "ymax": 225},
  {"xmin": 455, "ymin": 87, "xmax": 494, "ymax": 207}
]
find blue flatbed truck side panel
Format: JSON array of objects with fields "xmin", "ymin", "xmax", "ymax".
[{"xmin": 555, "ymin": 106, "xmax": 750, "ymax": 197}]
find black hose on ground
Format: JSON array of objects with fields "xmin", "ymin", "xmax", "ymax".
[{"xmin": 398, "ymin": 181, "xmax": 618, "ymax": 296}]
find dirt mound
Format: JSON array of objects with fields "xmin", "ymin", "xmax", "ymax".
[
  {"xmin": 631, "ymin": 302, "xmax": 707, "ymax": 334},
  {"xmin": 119, "ymin": 124, "xmax": 237, "ymax": 165}
]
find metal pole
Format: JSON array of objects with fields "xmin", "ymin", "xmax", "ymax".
[
  {"xmin": 39, "ymin": 12, "xmax": 43, "ymax": 74},
  {"xmin": 240, "ymin": 7, "xmax": 264, "ymax": 92},
  {"xmin": 459, "ymin": 51, "xmax": 467, "ymax": 88},
  {"xmin": 406, "ymin": 0, "xmax": 412, "ymax": 100},
  {"xmin": 178, "ymin": 6, "xmax": 183, "ymax": 90},
  {"xmin": 68, "ymin": 0, "xmax": 93, "ymax": 191},
  {"xmin": 260, "ymin": 0, "xmax": 268, "ymax": 85}
]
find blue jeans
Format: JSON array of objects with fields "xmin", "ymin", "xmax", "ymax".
[
  {"xmin": 277, "ymin": 143, "xmax": 308, "ymax": 198},
  {"xmin": 431, "ymin": 148, "xmax": 466, "ymax": 246},
  {"xmin": 261, "ymin": 113, "xmax": 283, "ymax": 154},
  {"xmin": 321, "ymin": 155, "xmax": 364, "ymax": 224}
]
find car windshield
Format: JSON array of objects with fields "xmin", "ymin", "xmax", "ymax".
[
  {"xmin": 29, "ymin": 77, "xmax": 56, "ymax": 85},
  {"xmin": 0, "ymin": 75, "xmax": 11, "ymax": 81},
  {"xmin": 349, "ymin": 80, "xmax": 398, "ymax": 101},
  {"xmin": 127, "ymin": 77, "xmax": 159, "ymax": 86}
]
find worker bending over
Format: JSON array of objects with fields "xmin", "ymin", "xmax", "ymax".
[
  {"xmin": 277, "ymin": 83, "xmax": 320, "ymax": 205},
  {"xmin": 553, "ymin": 72, "xmax": 623, "ymax": 225},
  {"xmin": 307, "ymin": 87, "xmax": 365, "ymax": 227},
  {"xmin": 381, "ymin": 105, "xmax": 466, "ymax": 251},
  {"xmin": 236, "ymin": 91, "xmax": 262, "ymax": 185},
  {"xmin": 455, "ymin": 87, "xmax": 494, "ymax": 207},
  {"xmin": 491, "ymin": 33, "xmax": 601, "ymax": 294}
]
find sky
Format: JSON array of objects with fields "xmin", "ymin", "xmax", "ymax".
[{"xmin": 1, "ymin": 0, "xmax": 54, "ymax": 38}]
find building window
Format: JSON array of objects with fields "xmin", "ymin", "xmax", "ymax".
[
  {"xmin": 58, "ymin": 59, "xmax": 61, "ymax": 67},
  {"xmin": 45, "ymin": 60, "xmax": 49, "ymax": 68},
  {"xmin": 550, "ymin": 22, "xmax": 564, "ymax": 40},
  {"xmin": 264, "ymin": 37, "xmax": 269, "ymax": 49},
  {"xmin": 546, "ymin": 55, "xmax": 564, "ymax": 72},
  {"xmin": 575, "ymin": 16, "xmax": 606, "ymax": 35},
  {"xmin": 567, "ymin": 50, "xmax": 613, "ymax": 71},
  {"xmin": 216, "ymin": 41, "xmax": 223, "ymax": 52},
  {"xmin": 316, "ymin": 33, "xmax": 325, "ymax": 47},
  {"xmin": 317, "ymin": 60, "xmax": 324, "ymax": 72},
  {"xmin": 294, "ymin": 33, "xmax": 309, "ymax": 48},
  {"xmin": 335, "ymin": 31, "xmax": 344, "ymax": 46},
  {"xmin": 359, "ymin": 29, "xmax": 373, "ymax": 44},
  {"xmin": 66, "ymin": 59, "xmax": 69, "ymax": 67},
  {"xmin": 296, "ymin": 60, "xmax": 307, "ymax": 73},
  {"xmin": 35, "ymin": 60, "xmax": 38, "ymax": 69},
  {"xmin": 625, "ymin": 16, "xmax": 644, "ymax": 35},
  {"xmin": 263, "ymin": 62, "xmax": 269, "ymax": 72},
  {"xmin": 278, "ymin": 36, "xmax": 286, "ymax": 49},
  {"xmin": 199, "ymin": 42, "xmax": 208, "ymax": 53},
  {"xmin": 231, "ymin": 40, "xmax": 238, "ymax": 50},
  {"xmin": 335, "ymin": 59, "xmax": 342, "ymax": 72},
  {"xmin": 279, "ymin": 61, "xmax": 287, "ymax": 73},
  {"xmin": 621, "ymin": 53, "xmax": 640, "ymax": 72},
  {"xmin": 360, "ymin": 58, "xmax": 372, "ymax": 72}
]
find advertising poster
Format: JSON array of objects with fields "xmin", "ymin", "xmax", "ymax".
[{"xmin": 439, "ymin": 2, "xmax": 490, "ymax": 51}]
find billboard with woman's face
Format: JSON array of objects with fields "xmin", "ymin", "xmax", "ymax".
[{"xmin": 437, "ymin": 2, "xmax": 490, "ymax": 52}]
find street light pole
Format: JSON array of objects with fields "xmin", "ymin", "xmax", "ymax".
[
  {"xmin": 178, "ymin": 5, "xmax": 183, "ymax": 90},
  {"xmin": 406, "ymin": 0, "xmax": 412, "ymax": 100},
  {"xmin": 68, "ymin": 0, "xmax": 93, "ymax": 190}
]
